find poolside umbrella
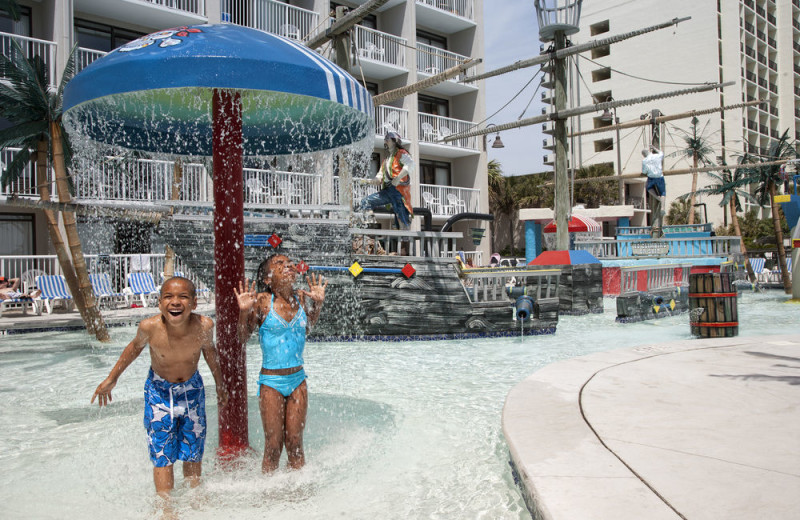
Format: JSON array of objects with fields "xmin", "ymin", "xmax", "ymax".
[
  {"xmin": 528, "ymin": 250, "xmax": 600, "ymax": 266},
  {"xmin": 63, "ymin": 23, "xmax": 374, "ymax": 458},
  {"xmin": 542, "ymin": 214, "xmax": 601, "ymax": 233}
]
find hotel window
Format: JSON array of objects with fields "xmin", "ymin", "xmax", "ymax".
[
  {"xmin": 418, "ymin": 94, "xmax": 449, "ymax": 117},
  {"xmin": 0, "ymin": 214, "xmax": 35, "ymax": 255},
  {"xmin": 419, "ymin": 160, "xmax": 451, "ymax": 186},
  {"xmin": 417, "ymin": 30, "xmax": 447, "ymax": 50},
  {"xmin": 75, "ymin": 19, "xmax": 144, "ymax": 52},
  {"xmin": 0, "ymin": 5, "xmax": 31, "ymax": 36}
]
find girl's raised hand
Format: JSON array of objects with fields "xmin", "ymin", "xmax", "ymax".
[
  {"xmin": 234, "ymin": 279, "xmax": 258, "ymax": 311},
  {"xmin": 299, "ymin": 273, "xmax": 328, "ymax": 303}
]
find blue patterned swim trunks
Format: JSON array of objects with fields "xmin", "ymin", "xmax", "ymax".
[{"xmin": 143, "ymin": 368, "xmax": 206, "ymax": 467}]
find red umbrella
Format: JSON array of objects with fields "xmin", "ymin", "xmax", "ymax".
[{"xmin": 543, "ymin": 214, "xmax": 601, "ymax": 233}]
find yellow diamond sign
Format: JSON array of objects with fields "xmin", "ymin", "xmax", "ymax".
[
  {"xmin": 669, "ymin": 299, "xmax": 676, "ymax": 310},
  {"xmin": 349, "ymin": 261, "xmax": 363, "ymax": 278}
]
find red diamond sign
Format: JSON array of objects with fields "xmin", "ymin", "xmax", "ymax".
[
  {"xmin": 401, "ymin": 263, "xmax": 416, "ymax": 278},
  {"xmin": 296, "ymin": 260, "xmax": 309, "ymax": 274},
  {"xmin": 268, "ymin": 233, "xmax": 282, "ymax": 248}
]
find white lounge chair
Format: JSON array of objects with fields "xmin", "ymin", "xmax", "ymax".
[
  {"xmin": 89, "ymin": 273, "xmax": 129, "ymax": 308},
  {"xmin": 125, "ymin": 272, "xmax": 160, "ymax": 307},
  {"xmin": 36, "ymin": 275, "xmax": 74, "ymax": 314}
]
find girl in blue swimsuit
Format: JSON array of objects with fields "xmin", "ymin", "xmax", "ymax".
[{"xmin": 235, "ymin": 254, "xmax": 327, "ymax": 473}]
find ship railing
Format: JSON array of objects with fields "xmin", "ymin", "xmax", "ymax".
[
  {"xmin": 574, "ymin": 236, "xmax": 740, "ymax": 259},
  {"xmin": 351, "ymin": 229, "xmax": 463, "ymax": 258},
  {"xmin": 0, "ymin": 253, "xmax": 210, "ymax": 294},
  {"xmin": 460, "ymin": 267, "xmax": 561, "ymax": 304},
  {"xmin": 619, "ymin": 264, "xmax": 690, "ymax": 295}
]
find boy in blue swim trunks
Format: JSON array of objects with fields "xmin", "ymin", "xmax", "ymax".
[
  {"xmin": 91, "ymin": 277, "xmax": 228, "ymax": 501},
  {"xmin": 235, "ymin": 254, "xmax": 327, "ymax": 473}
]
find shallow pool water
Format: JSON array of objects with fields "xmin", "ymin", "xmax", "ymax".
[{"xmin": 0, "ymin": 292, "xmax": 796, "ymax": 519}]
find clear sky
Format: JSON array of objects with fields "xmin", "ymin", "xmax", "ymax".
[{"xmin": 483, "ymin": 1, "xmax": 547, "ymax": 177}]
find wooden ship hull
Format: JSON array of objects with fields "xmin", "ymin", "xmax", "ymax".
[{"xmin": 157, "ymin": 212, "xmax": 560, "ymax": 340}]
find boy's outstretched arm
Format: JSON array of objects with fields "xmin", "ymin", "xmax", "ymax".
[
  {"xmin": 200, "ymin": 319, "xmax": 228, "ymax": 409},
  {"xmin": 91, "ymin": 324, "xmax": 149, "ymax": 407}
]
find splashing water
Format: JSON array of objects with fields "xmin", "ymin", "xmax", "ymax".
[{"xmin": 1, "ymin": 292, "xmax": 797, "ymax": 519}]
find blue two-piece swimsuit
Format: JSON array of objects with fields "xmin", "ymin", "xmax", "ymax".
[{"xmin": 258, "ymin": 293, "xmax": 308, "ymax": 397}]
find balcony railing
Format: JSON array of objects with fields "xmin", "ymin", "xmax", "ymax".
[
  {"xmin": 353, "ymin": 25, "xmax": 406, "ymax": 68},
  {"xmin": 0, "ymin": 253, "xmax": 210, "ymax": 294},
  {"xmin": 417, "ymin": 43, "xmax": 474, "ymax": 81},
  {"xmin": 418, "ymin": 113, "xmax": 479, "ymax": 150},
  {"xmin": 243, "ymin": 168, "xmax": 322, "ymax": 205},
  {"xmin": 76, "ymin": 47, "xmax": 107, "ymax": 72},
  {"xmin": 419, "ymin": 184, "xmax": 480, "ymax": 216},
  {"xmin": 573, "ymin": 236, "xmax": 741, "ymax": 259},
  {"xmin": 416, "ymin": 0, "xmax": 474, "ymax": 21},
  {"xmin": 0, "ymin": 148, "xmax": 42, "ymax": 197},
  {"xmin": 1, "ymin": 32, "xmax": 57, "ymax": 85},
  {"xmin": 144, "ymin": 0, "xmax": 205, "ymax": 16},
  {"xmin": 73, "ymin": 158, "xmax": 195, "ymax": 202},
  {"xmin": 221, "ymin": 0, "xmax": 320, "ymax": 41},
  {"xmin": 375, "ymin": 105, "xmax": 409, "ymax": 137}
]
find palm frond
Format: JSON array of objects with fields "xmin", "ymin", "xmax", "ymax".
[
  {"xmin": 0, "ymin": 0, "xmax": 22, "ymax": 20},
  {"xmin": 0, "ymin": 120, "xmax": 48, "ymax": 149},
  {"xmin": 54, "ymin": 43, "xmax": 78, "ymax": 116},
  {"xmin": 0, "ymin": 145, "xmax": 33, "ymax": 189}
]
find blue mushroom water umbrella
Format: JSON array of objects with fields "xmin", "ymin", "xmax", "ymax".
[{"xmin": 63, "ymin": 24, "xmax": 374, "ymax": 458}]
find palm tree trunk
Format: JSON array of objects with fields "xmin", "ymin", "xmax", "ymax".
[
  {"xmin": 687, "ymin": 153, "xmax": 698, "ymax": 225},
  {"xmin": 50, "ymin": 122, "xmax": 110, "ymax": 341},
  {"xmin": 163, "ymin": 160, "xmax": 183, "ymax": 278},
  {"xmin": 730, "ymin": 198, "xmax": 755, "ymax": 283},
  {"xmin": 768, "ymin": 181, "xmax": 791, "ymax": 293},
  {"xmin": 36, "ymin": 139, "xmax": 92, "ymax": 330},
  {"xmin": 508, "ymin": 212, "xmax": 515, "ymax": 256}
]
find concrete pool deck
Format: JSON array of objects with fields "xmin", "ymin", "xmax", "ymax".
[{"xmin": 503, "ymin": 334, "xmax": 800, "ymax": 520}]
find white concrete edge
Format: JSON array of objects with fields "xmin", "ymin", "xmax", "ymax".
[{"xmin": 501, "ymin": 334, "xmax": 799, "ymax": 520}]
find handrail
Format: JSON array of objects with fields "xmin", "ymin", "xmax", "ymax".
[{"xmin": 460, "ymin": 267, "xmax": 561, "ymax": 303}]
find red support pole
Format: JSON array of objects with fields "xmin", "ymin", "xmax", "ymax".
[{"xmin": 212, "ymin": 88, "xmax": 249, "ymax": 460}]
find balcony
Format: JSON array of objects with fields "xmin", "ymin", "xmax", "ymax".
[
  {"xmin": 418, "ymin": 113, "xmax": 480, "ymax": 157},
  {"xmin": 415, "ymin": 0, "xmax": 476, "ymax": 33},
  {"xmin": 0, "ymin": 32, "xmax": 57, "ymax": 86},
  {"xmin": 222, "ymin": 0, "xmax": 320, "ymax": 42},
  {"xmin": 375, "ymin": 106, "xmax": 409, "ymax": 141},
  {"xmin": 76, "ymin": 47, "xmax": 107, "ymax": 73},
  {"xmin": 352, "ymin": 25, "xmax": 407, "ymax": 80},
  {"xmin": 543, "ymin": 154, "xmax": 554, "ymax": 165},
  {"xmin": 416, "ymin": 43, "xmax": 477, "ymax": 96},
  {"xmin": 542, "ymin": 137, "xmax": 555, "ymax": 150},
  {"xmin": 419, "ymin": 184, "xmax": 480, "ymax": 217},
  {"xmin": 74, "ymin": 0, "xmax": 206, "ymax": 28}
]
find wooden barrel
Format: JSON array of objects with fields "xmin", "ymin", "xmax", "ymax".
[{"xmin": 689, "ymin": 272, "xmax": 738, "ymax": 337}]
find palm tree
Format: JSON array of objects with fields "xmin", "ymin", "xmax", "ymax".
[
  {"xmin": 0, "ymin": 39, "xmax": 109, "ymax": 341},
  {"xmin": 681, "ymin": 156, "xmax": 760, "ymax": 282},
  {"xmin": 744, "ymin": 130, "xmax": 798, "ymax": 293},
  {"xmin": 675, "ymin": 117, "xmax": 716, "ymax": 224},
  {"xmin": 488, "ymin": 159, "xmax": 519, "ymax": 255},
  {"xmin": 665, "ymin": 199, "xmax": 700, "ymax": 226}
]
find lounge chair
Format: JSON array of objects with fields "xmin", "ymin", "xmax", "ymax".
[
  {"xmin": 125, "ymin": 272, "xmax": 160, "ymax": 307},
  {"xmin": 0, "ymin": 295, "xmax": 41, "ymax": 317},
  {"xmin": 36, "ymin": 275, "xmax": 74, "ymax": 314},
  {"xmin": 89, "ymin": 273, "xmax": 129, "ymax": 308}
]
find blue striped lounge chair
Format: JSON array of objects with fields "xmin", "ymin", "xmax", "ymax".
[
  {"xmin": 36, "ymin": 275, "xmax": 74, "ymax": 314},
  {"xmin": 769, "ymin": 257, "xmax": 792, "ymax": 284},
  {"xmin": 163, "ymin": 271, "xmax": 212, "ymax": 303},
  {"xmin": 89, "ymin": 273, "xmax": 129, "ymax": 308},
  {"xmin": 125, "ymin": 272, "xmax": 160, "ymax": 307},
  {"xmin": 0, "ymin": 294, "xmax": 41, "ymax": 317}
]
